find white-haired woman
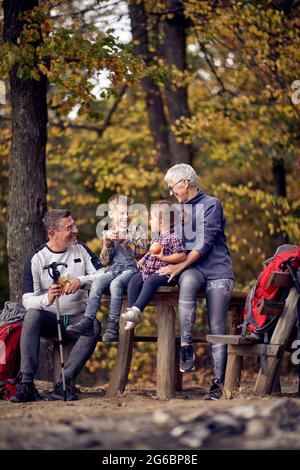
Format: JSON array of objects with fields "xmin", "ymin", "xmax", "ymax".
[{"xmin": 158, "ymin": 164, "xmax": 234, "ymax": 400}]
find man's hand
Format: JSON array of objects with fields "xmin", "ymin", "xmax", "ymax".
[
  {"xmin": 157, "ymin": 263, "xmax": 185, "ymax": 282},
  {"xmin": 47, "ymin": 284, "xmax": 63, "ymax": 304},
  {"xmin": 63, "ymin": 278, "xmax": 81, "ymax": 295}
]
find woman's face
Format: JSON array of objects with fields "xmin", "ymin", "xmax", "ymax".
[{"xmin": 167, "ymin": 179, "xmax": 190, "ymax": 203}]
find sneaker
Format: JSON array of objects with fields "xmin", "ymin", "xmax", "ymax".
[
  {"xmin": 204, "ymin": 380, "xmax": 223, "ymax": 400},
  {"xmin": 121, "ymin": 307, "xmax": 142, "ymax": 330},
  {"xmin": 52, "ymin": 380, "xmax": 79, "ymax": 401},
  {"xmin": 124, "ymin": 320, "xmax": 137, "ymax": 331},
  {"xmin": 66, "ymin": 317, "xmax": 94, "ymax": 336},
  {"xmin": 10, "ymin": 381, "xmax": 40, "ymax": 403},
  {"xmin": 180, "ymin": 345, "xmax": 195, "ymax": 372},
  {"xmin": 102, "ymin": 319, "xmax": 119, "ymax": 342}
]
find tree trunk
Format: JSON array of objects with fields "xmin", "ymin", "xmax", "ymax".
[
  {"xmin": 129, "ymin": 1, "xmax": 172, "ymax": 171},
  {"xmin": 3, "ymin": 0, "xmax": 48, "ymax": 302},
  {"xmin": 272, "ymin": 157, "xmax": 289, "ymax": 244},
  {"xmin": 161, "ymin": 0, "xmax": 193, "ymax": 165}
]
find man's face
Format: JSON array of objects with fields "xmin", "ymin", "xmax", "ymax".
[
  {"xmin": 50, "ymin": 216, "xmax": 79, "ymax": 248},
  {"xmin": 110, "ymin": 203, "xmax": 132, "ymax": 233}
]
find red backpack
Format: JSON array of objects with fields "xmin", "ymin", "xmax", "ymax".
[
  {"xmin": 242, "ymin": 245, "xmax": 300, "ymax": 337},
  {"xmin": 0, "ymin": 302, "xmax": 25, "ymax": 400}
]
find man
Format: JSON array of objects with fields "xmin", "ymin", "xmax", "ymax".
[
  {"xmin": 10, "ymin": 209, "xmax": 102, "ymax": 403},
  {"xmin": 158, "ymin": 164, "xmax": 234, "ymax": 400}
]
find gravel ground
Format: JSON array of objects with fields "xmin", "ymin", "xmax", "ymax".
[{"xmin": 1, "ymin": 380, "xmax": 300, "ymax": 450}]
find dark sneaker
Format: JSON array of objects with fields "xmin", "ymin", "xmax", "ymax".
[
  {"xmin": 102, "ymin": 319, "xmax": 119, "ymax": 342},
  {"xmin": 10, "ymin": 382, "xmax": 40, "ymax": 403},
  {"xmin": 66, "ymin": 317, "xmax": 94, "ymax": 336},
  {"xmin": 180, "ymin": 345, "xmax": 195, "ymax": 372},
  {"xmin": 52, "ymin": 380, "xmax": 79, "ymax": 401},
  {"xmin": 204, "ymin": 380, "xmax": 223, "ymax": 400}
]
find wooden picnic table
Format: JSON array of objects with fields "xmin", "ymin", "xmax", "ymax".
[{"xmin": 106, "ymin": 287, "xmax": 246, "ymax": 400}]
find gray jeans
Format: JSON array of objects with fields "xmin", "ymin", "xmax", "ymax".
[
  {"xmin": 20, "ymin": 309, "xmax": 101, "ymax": 383},
  {"xmin": 178, "ymin": 267, "xmax": 233, "ymax": 383}
]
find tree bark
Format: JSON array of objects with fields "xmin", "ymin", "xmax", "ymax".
[
  {"xmin": 3, "ymin": 0, "xmax": 48, "ymax": 301},
  {"xmin": 129, "ymin": 1, "xmax": 172, "ymax": 171},
  {"xmin": 161, "ymin": 0, "xmax": 193, "ymax": 165},
  {"xmin": 272, "ymin": 157, "xmax": 289, "ymax": 244}
]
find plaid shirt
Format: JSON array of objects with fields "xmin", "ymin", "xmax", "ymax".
[
  {"xmin": 140, "ymin": 231, "xmax": 186, "ymax": 281},
  {"xmin": 100, "ymin": 228, "xmax": 149, "ymax": 267}
]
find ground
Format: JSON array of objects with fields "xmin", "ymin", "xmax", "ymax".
[{"xmin": 1, "ymin": 375, "xmax": 300, "ymax": 450}]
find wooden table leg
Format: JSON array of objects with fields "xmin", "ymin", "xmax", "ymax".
[
  {"xmin": 156, "ymin": 302, "xmax": 176, "ymax": 400},
  {"xmin": 224, "ymin": 348, "xmax": 243, "ymax": 392},
  {"xmin": 107, "ymin": 316, "xmax": 134, "ymax": 397},
  {"xmin": 254, "ymin": 288, "xmax": 299, "ymax": 396}
]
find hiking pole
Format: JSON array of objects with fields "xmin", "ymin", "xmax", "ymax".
[{"xmin": 44, "ymin": 262, "xmax": 68, "ymax": 401}]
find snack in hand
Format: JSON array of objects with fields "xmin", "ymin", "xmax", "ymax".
[
  {"xmin": 58, "ymin": 276, "xmax": 70, "ymax": 292},
  {"xmin": 150, "ymin": 242, "xmax": 163, "ymax": 255}
]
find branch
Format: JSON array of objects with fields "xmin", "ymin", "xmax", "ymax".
[
  {"xmin": 1, "ymin": 84, "xmax": 128, "ymax": 136},
  {"xmin": 199, "ymin": 41, "xmax": 238, "ymax": 97},
  {"xmin": 51, "ymin": 84, "xmax": 127, "ymax": 135}
]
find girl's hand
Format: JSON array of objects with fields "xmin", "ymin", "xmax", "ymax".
[{"xmin": 152, "ymin": 249, "xmax": 165, "ymax": 261}]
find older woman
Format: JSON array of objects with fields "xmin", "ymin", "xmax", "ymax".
[{"xmin": 158, "ymin": 164, "xmax": 234, "ymax": 400}]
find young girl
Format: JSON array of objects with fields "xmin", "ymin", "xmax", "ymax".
[{"xmin": 121, "ymin": 200, "xmax": 186, "ymax": 330}]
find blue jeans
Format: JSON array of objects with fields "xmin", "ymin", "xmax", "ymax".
[
  {"xmin": 84, "ymin": 267, "xmax": 138, "ymax": 322},
  {"xmin": 178, "ymin": 267, "xmax": 233, "ymax": 383}
]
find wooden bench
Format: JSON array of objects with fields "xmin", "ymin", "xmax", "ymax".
[
  {"xmin": 106, "ymin": 287, "xmax": 246, "ymax": 400},
  {"xmin": 206, "ymin": 271, "xmax": 300, "ymax": 396}
]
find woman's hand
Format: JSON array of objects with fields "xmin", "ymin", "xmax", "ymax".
[{"xmin": 157, "ymin": 263, "xmax": 185, "ymax": 282}]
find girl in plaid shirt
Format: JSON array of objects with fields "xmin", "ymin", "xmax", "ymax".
[{"xmin": 121, "ymin": 200, "xmax": 186, "ymax": 330}]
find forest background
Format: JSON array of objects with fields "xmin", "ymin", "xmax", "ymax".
[{"xmin": 0, "ymin": 0, "xmax": 299, "ymax": 385}]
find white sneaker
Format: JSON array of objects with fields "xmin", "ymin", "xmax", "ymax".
[
  {"xmin": 121, "ymin": 307, "xmax": 142, "ymax": 330},
  {"xmin": 124, "ymin": 321, "xmax": 136, "ymax": 331}
]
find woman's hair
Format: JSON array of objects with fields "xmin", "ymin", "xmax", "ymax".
[
  {"xmin": 43, "ymin": 209, "xmax": 71, "ymax": 230},
  {"xmin": 164, "ymin": 163, "xmax": 198, "ymax": 187},
  {"xmin": 152, "ymin": 199, "xmax": 180, "ymax": 233}
]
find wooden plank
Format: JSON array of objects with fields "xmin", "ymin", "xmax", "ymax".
[
  {"xmin": 267, "ymin": 271, "xmax": 293, "ymax": 288},
  {"xmin": 206, "ymin": 334, "xmax": 257, "ymax": 345},
  {"xmin": 254, "ymin": 287, "xmax": 299, "ymax": 395},
  {"xmin": 107, "ymin": 297, "xmax": 135, "ymax": 397},
  {"xmin": 258, "ymin": 299, "xmax": 285, "ymax": 316},
  {"xmin": 156, "ymin": 302, "xmax": 176, "ymax": 400},
  {"xmin": 228, "ymin": 343, "xmax": 282, "ymax": 357},
  {"xmin": 224, "ymin": 354, "xmax": 243, "ymax": 392}
]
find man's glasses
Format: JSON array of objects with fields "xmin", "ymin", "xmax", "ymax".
[
  {"xmin": 168, "ymin": 179, "xmax": 188, "ymax": 194},
  {"xmin": 55, "ymin": 222, "xmax": 78, "ymax": 232}
]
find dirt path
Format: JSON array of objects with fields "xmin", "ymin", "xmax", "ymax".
[{"xmin": 1, "ymin": 381, "xmax": 300, "ymax": 450}]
